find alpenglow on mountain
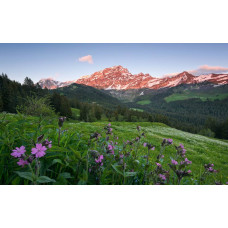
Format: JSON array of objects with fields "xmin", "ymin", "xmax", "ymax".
[{"xmin": 38, "ymin": 65, "xmax": 228, "ymax": 90}]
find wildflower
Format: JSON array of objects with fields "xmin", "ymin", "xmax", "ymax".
[
  {"xmin": 187, "ymin": 170, "xmax": 192, "ymax": 174},
  {"xmin": 171, "ymin": 160, "xmax": 178, "ymax": 165},
  {"xmin": 120, "ymin": 154, "xmax": 124, "ymax": 158},
  {"xmin": 135, "ymin": 137, "xmax": 140, "ymax": 142},
  {"xmin": 204, "ymin": 164, "xmax": 217, "ymax": 173},
  {"xmin": 107, "ymin": 144, "xmax": 114, "ymax": 151},
  {"xmin": 106, "ymin": 126, "xmax": 113, "ymax": 135},
  {"xmin": 31, "ymin": 144, "xmax": 47, "ymax": 158},
  {"xmin": 90, "ymin": 132, "xmax": 101, "ymax": 140},
  {"xmin": 159, "ymin": 174, "xmax": 166, "ymax": 181},
  {"xmin": 95, "ymin": 155, "xmax": 104, "ymax": 166},
  {"xmin": 167, "ymin": 139, "xmax": 173, "ymax": 145},
  {"xmin": 27, "ymin": 154, "xmax": 35, "ymax": 163},
  {"xmin": 89, "ymin": 150, "xmax": 100, "ymax": 158},
  {"xmin": 137, "ymin": 126, "xmax": 141, "ymax": 131},
  {"xmin": 37, "ymin": 134, "xmax": 44, "ymax": 142},
  {"xmin": 156, "ymin": 163, "xmax": 162, "ymax": 168},
  {"xmin": 17, "ymin": 159, "xmax": 28, "ymax": 167},
  {"xmin": 144, "ymin": 143, "xmax": 155, "ymax": 150},
  {"xmin": 58, "ymin": 117, "xmax": 66, "ymax": 128},
  {"xmin": 162, "ymin": 138, "xmax": 173, "ymax": 146},
  {"xmin": 185, "ymin": 158, "xmax": 192, "ymax": 165},
  {"xmin": 179, "ymin": 144, "xmax": 184, "ymax": 149},
  {"xmin": 11, "ymin": 146, "xmax": 26, "ymax": 158},
  {"xmin": 42, "ymin": 139, "xmax": 52, "ymax": 148}
]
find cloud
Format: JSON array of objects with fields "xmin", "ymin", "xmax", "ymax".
[
  {"xmin": 163, "ymin": 65, "xmax": 228, "ymax": 78},
  {"xmin": 78, "ymin": 55, "xmax": 93, "ymax": 64},
  {"xmin": 188, "ymin": 65, "xmax": 228, "ymax": 75}
]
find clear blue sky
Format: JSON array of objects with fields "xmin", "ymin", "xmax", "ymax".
[{"xmin": 0, "ymin": 43, "xmax": 228, "ymax": 83}]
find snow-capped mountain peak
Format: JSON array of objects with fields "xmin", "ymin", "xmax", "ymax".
[{"xmin": 38, "ymin": 66, "xmax": 228, "ymax": 90}]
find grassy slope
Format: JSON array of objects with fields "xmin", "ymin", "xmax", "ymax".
[
  {"xmin": 136, "ymin": 100, "xmax": 151, "ymax": 105},
  {"xmin": 65, "ymin": 121, "xmax": 228, "ymax": 183},
  {"xmin": 165, "ymin": 91, "xmax": 228, "ymax": 103}
]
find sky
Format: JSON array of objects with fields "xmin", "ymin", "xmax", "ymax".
[{"xmin": 0, "ymin": 43, "xmax": 228, "ymax": 83}]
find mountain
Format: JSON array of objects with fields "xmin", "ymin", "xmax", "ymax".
[{"xmin": 38, "ymin": 65, "xmax": 228, "ymax": 90}]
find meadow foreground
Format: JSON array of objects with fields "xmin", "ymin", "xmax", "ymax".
[{"xmin": 0, "ymin": 113, "xmax": 228, "ymax": 185}]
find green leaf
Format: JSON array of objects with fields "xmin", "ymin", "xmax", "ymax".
[
  {"xmin": 51, "ymin": 159, "xmax": 63, "ymax": 166},
  {"xmin": 125, "ymin": 172, "xmax": 137, "ymax": 177},
  {"xmin": 59, "ymin": 172, "xmax": 72, "ymax": 179},
  {"xmin": 37, "ymin": 176, "xmax": 56, "ymax": 183},
  {"xmin": 69, "ymin": 146, "xmax": 81, "ymax": 159},
  {"xmin": 15, "ymin": 171, "xmax": 33, "ymax": 181},
  {"xmin": 111, "ymin": 164, "xmax": 124, "ymax": 176}
]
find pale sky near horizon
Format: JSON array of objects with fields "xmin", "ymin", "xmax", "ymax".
[{"xmin": 0, "ymin": 43, "xmax": 228, "ymax": 83}]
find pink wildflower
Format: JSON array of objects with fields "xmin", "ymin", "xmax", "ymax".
[
  {"xmin": 95, "ymin": 155, "xmax": 104, "ymax": 165},
  {"xmin": 171, "ymin": 160, "xmax": 178, "ymax": 165},
  {"xmin": 167, "ymin": 139, "xmax": 173, "ymax": 144},
  {"xmin": 11, "ymin": 146, "xmax": 26, "ymax": 158},
  {"xmin": 31, "ymin": 144, "xmax": 47, "ymax": 158},
  {"xmin": 17, "ymin": 159, "xmax": 28, "ymax": 167},
  {"xmin": 156, "ymin": 163, "xmax": 162, "ymax": 168},
  {"xmin": 143, "ymin": 143, "xmax": 147, "ymax": 147},
  {"xmin": 187, "ymin": 170, "xmax": 192, "ymax": 174},
  {"xmin": 179, "ymin": 144, "xmax": 184, "ymax": 149},
  {"xmin": 185, "ymin": 158, "xmax": 192, "ymax": 164},
  {"xmin": 159, "ymin": 174, "xmax": 166, "ymax": 181}
]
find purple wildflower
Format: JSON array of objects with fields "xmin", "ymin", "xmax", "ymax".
[
  {"xmin": 187, "ymin": 170, "xmax": 192, "ymax": 174},
  {"xmin": 179, "ymin": 143, "xmax": 184, "ymax": 149},
  {"xmin": 156, "ymin": 163, "xmax": 162, "ymax": 168},
  {"xmin": 143, "ymin": 143, "xmax": 147, "ymax": 147},
  {"xmin": 11, "ymin": 146, "xmax": 26, "ymax": 158},
  {"xmin": 31, "ymin": 144, "xmax": 47, "ymax": 158},
  {"xmin": 167, "ymin": 139, "xmax": 173, "ymax": 145},
  {"xmin": 58, "ymin": 117, "xmax": 66, "ymax": 127},
  {"xmin": 42, "ymin": 139, "xmax": 52, "ymax": 148},
  {"xmin": 185, "ymin": 158, "xmax": 192, "ymax": 164},
  {"xmin": 108, "ymin": 123, "xmax": 111, "ymax": 127},
  {"xmin": 171, "ymin": 160, "xmax": 178, "ymax": 165},
  {"xmin": 95, "ymin": 155, "xmax": 104, "ymax": 166},
  {"xmin": 17, "ymin": 159, "xmax": 29, "ymax": 167},
  {"xmin": 159, "ymin": 174, "xmax": 166, "ymax": 181}
]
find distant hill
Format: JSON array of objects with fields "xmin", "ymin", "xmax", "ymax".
[
  {"xmin": 125, "ymin": 83, "xmax": 228, "ymax": 131},
  {"xmin": 53, "ymin": 83, "xmax": 122, "ymax": 109}
]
